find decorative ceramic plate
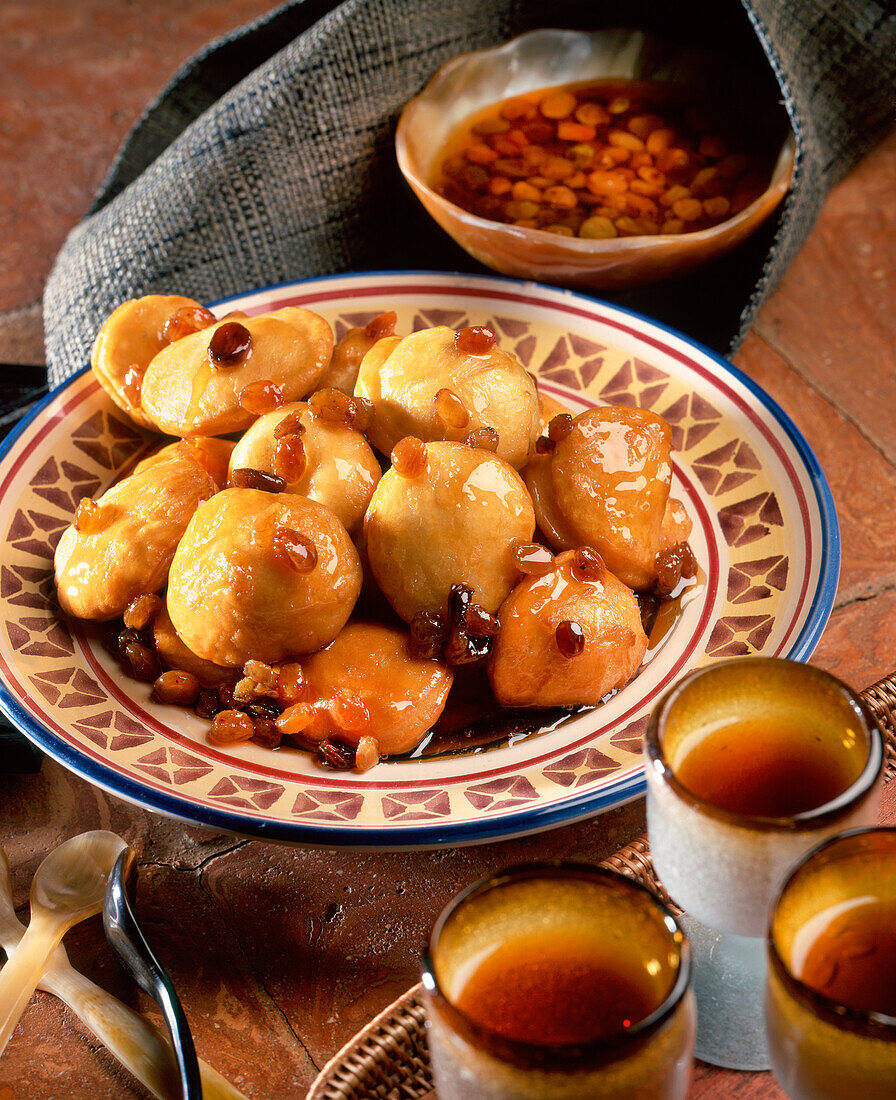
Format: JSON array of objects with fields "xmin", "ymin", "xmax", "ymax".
[{"xmin": 0, "ymin": 273, "xmax": 838, "ymax": 848}]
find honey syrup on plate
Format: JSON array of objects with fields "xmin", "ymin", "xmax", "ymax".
[
  {"xmin": 799, "ymin": 897, "xmax": 896, "ymax": 1017},
  {"xmin": 454, "ymin": 926, "xmax": 662, "ymax": 1044}
]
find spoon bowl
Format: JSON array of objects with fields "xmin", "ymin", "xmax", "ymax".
[{"xmin": 31, "ymin": 831, "xmax": 134, "ymax": 918}]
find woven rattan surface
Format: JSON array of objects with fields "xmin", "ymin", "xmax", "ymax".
[{"xmin": 307, "ymin": 670, "xmax": 896, "ymax": 1100}]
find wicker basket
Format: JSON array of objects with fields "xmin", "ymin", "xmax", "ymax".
[{"xmin": 308, "ymin": 671, "xmax": 896, "ymax": 1100}]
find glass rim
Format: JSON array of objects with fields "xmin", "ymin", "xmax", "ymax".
[
  {"xmin": 421, "ymin": 860, "xmax": 692, "ymax": 1071},
  {"xmin": 644, "ymin": 658, "xmax": 883, "ymax": 831},
  {"xmin": 767, "ymin": 826, "xmax": 896, "ymax": 1035}
]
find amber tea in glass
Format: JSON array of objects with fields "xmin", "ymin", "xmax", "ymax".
[
  {"xmin": 422, "ymin": 863, "xmax": 695, "ymax": 1100},
  {"xmin": 767, "ymin": 828, "xmax": 896, "ymax": 1100},
  {"xmin": 644, "ymin": 658, "xmax": 883, "ymax": 1069}
]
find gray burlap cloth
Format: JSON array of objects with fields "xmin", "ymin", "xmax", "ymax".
[{"xmin": 42, "ymin": 0, "xmax": 896, "ymax": 386}]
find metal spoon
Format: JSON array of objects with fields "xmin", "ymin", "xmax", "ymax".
[
  {"xmin": 0, "ymin": 830, "xmax": 129, "ymax": 1054},
  {"xmin": 0, "ymin": 844, "xmax": 246, "ymax": 1098},
  {"xmin": 104, "ymin": 851, "xmax": 202, "ymax": 1100}
]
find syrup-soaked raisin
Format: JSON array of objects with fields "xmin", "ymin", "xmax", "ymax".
[
  {"xmin": 317, "ymin": 739, "xmax": 355, "ymax": 769},
  {"xmin": 231, "ymin": 467, "xmax": 286, "ymax": 493},
  {"xmin": 238, "ymin": 379, "xmax": 284, "ymax": 415},
  {"xmin": 434, "ymin": 388, "xmax": 470, "ymax": 430},
  {"xmin": 208, "ymin": 321, "xmax": 252, "ymax": 367},
  {"xmin": 73, "ymin": 498, "xmax": 101, "ymax": 535},
  {"xmin": 153, "ymin": 670, "xmax": 200, "ymax": 706},
  {"xmin": 123, "ymin": 642, "xmax": 160, "ymax": 682},
  {"xmin": 245, "ymin": 700, "xmax": 282, "ymax": 721},
  {"xmin": 513, "ymin": 542, "xmax": 555, "ymax": 575},
  {"xmin": 443, "ymin": 628, "xmax": 491, "ymax": 666},
  {"xmin": 447, "ymin": 583, "xmax": 474, "ymax": 628},
  {"xmin": 208, "ymin": 710, "xmax": 255, "ymax": 745},
  {"xmin": 454, "ymin": 326, "xmax": 496, "ymax": 354},
  {"xmin": 556, "ymin": 620, "xmax": 585, "ymax": 658},
  {"xmin": 409, "ymin": 610, "xmax": 448, "ymax": 659},
  {"xmin": 274, "ymin": 411, "xmax": 306, "ymax": 440},
  {"xmin": 465, "ymin": 604, "xmax": 500, "ymax": 637},
  {"xmin": 535, "ymin": 436, "xmax": 555, "ymax": 454},
  {"xmin": 548, "ymin": 413, "xmax": 574, "ymax": 442},
  {"xmin": 309, "ymin": 387, "xmax": 356, "ymax": 426},
  {"xmin": 364, "ymin": 311, "xmax": 397, "ymax": 340},
  {"xmin": 352, "ymin": 396, "xmax": 375, "ymax": 433},
  {"xmin": 251, "ymin": 718, "xmax": 283, "ymax": 748},
  {"xmin": 273, "ymin": 435, "xmax": 307, "ymax": 482},
  {"xmin": 272, "ymin": 526, "xmax": 317, "ymax": 573},
  {"xmin": 653, "ymin": 542, "xmax": 697, "ymax": 597},
  {"xmin": 195, "ymin": 690, "xmax": 221, "ymax": 720},
  {"xmin": 354, "ymin": 735, "xmax": 380, "ymax": 771},
  {"xmin": 463, "ymin": 426, "xmax": 500, "ymax": 452},
  {"xmin": 391, "ymin": 437, "xmax": 428, "ymax": 477},
  {"xmin": 572, "ymin": 546, "xmax": 606, "ymax": 582},
  {"xmin": 123, "ymin": 593, "xmax": 162, "ymax": 631},
  {"xmin": 162, "ymin": 305, "xmax": 215, "ymax": 343}
]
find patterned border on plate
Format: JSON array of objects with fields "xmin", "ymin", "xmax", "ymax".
[{"xmin": 0, "ymin": 273, "xmax": 839, "ymax": 847}]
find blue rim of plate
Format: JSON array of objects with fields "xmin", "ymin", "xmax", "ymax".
[{"xmin": 0, "ymin": 270, "xmax": 840, "ymax": 847}]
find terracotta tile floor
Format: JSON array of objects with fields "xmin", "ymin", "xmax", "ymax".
[{"xmin": 1, "ymin": 4, "xmax": 895, "ymax": 1097}]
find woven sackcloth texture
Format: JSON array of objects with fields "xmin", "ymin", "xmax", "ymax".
[{"xmin": 43, "ymin": 0, "xmax": 896, "ymax": 385}]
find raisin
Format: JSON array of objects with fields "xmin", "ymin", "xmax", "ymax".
[
  {"xmin": 443, "ymin": 628, "xmax": 491, "ymax": 666},
  {"xmin": 317, "ymin": 739, "xmax": 355, "ymax": 769},
  {"xmin": 572, "ymin": 546, "xmax": 606, "ymax": 582},
  {"xmin": 274, "ymin": 411, "xmax": 306, "ymax": 440},
  {"xmin": 391, "ymin": 437, "xmax": 428, "ymax": 477},
  {"xmin": 153, "ymin": 670, "xmax": 200, "ymax": 706},
  {"xmin": 238, "ymin": 379, "xmax": 284, "ymax": 415},
  {"xmin": 447, "ymin": 583, "xmax": 473, "ymax": 628},
  {"xmin": 556, "ymin": 620, "xmax": 585, "ymax": 658},
  {"xmin": 195, "ymin": 690, "xmax": 220, "ymax": 719},
  {"xmin": 273, "ymin": 435, "xmax": 307, "ymax": 482},
  {"xmin": 434, "ymin": 388, "xmax": 470, "ymax": 430},
  {"xmin": 409, "ymin": 610, "xmax": 448, "ymax": 659},
  {"xmin": 548, "ymin": 413, "xmax": 574, "ymax": 442},
  {"xmin": 123, "ymin": 642, "xmax": 160, "ymax": 682},
  {"xmin": 123, "ymin": 593, "xmax": 162, "ymax": 631},
  {"xmin": 463, "ymin": 426, "xmax": 500, "ymax": 452},
  {"xmin": 309, "ymin": 387, "xmax": 356, "ymax": 426},
  {"xmin": 513, "ymin": 542, "xmax": 555, "ymax": 575},
  {"xmin": 231, "ymin": 467, "xmax": 286, "ymax": 493},
  {"xmin": 251, "ymin": 718, "xmax": 283, "ymax": 749},
  {"xmin": 73, "ymin": 498, "xmax": 101, "ymax": 535},
  {"xmin": 454, "ymin": 326, "xmax": 496, "ymax": 355},
  {"xmin": 535, "ymin": 436, "xmax": 555, "ymax": 454},
  {"xmin": 162, "ymin": 305, "xmax": 215, "ymax": 343},
  {"xmin": 465, "ymin": 604, "xmax": 500, "ymax": 637},
  {"xmin": 208, "ymin": 710, "xmax": 255, "ymax": 745},
  {"xmin": 208, "ymin": 321, "xmax": 252, "ymax": 367},
  {"xmin": 272, "ymin": 526, "xmax": 317, "ymax": 573},
  {"xmin": 364, "ymin": 311, "xmax": 397, "ymax": 339}
]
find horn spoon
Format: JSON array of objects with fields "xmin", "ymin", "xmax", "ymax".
[
  {"xmin": 0, "ymin": 830, "xmax": 129, "ymax": 1054},
  {"xmin": 0, "ymin": 844, "xmax": 246, "ymax": 1097}
]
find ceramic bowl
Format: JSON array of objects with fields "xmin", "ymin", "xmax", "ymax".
[{"xmin": 396, "ymin": 28, "xmax": 795, "ymax": 290}]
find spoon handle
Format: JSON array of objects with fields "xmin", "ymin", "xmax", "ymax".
[
  {"xmin": 43, "ymin": 961, "xmax": 248, "ymax": 1100},
  {"xmin": 0, "ymin": 913, "xmax": 60, "ymax": 1055}
]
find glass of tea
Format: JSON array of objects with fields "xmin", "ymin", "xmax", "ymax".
[
  {"xmin": 767, "ymin": 827, "xmax": 896, "ymax": 1100},
  {"xmin": 422, "ymin": 862, "xmax": 695, "ymax": 1100},
  {"xmin": 644, "ymin": 657, "xmax": 883, "ymax": 1069}
]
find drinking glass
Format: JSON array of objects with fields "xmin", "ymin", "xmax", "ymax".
[
  {"xmin": 421, "ymin": 862, "xmax": 695, "ymax": 1100},
  {"xmin": 767, "ymin": 827, "xmax": 896, "ymax": 1100},
  {"xmin": 644, "ymin": 657, "xmax": 883, "ymax": 1069}
]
